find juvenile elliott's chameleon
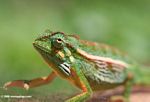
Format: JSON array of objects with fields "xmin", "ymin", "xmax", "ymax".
[{"xmin": 4, "ymin": 31, "xmax": 150, "ymax": 102}]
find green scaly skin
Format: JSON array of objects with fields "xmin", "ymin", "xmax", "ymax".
[{"xmin": 4, "ymin": 30, "xmax": 150, "ymax": 102}]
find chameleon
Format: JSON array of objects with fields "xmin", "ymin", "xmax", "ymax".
[{"xmin": 4, "ymin": 30, "xmax": 150, "ymax": 102}]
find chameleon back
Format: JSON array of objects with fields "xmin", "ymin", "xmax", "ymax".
[{"xmin": 71, "ymin": 39, "xmax": 133, "ymax": 91}]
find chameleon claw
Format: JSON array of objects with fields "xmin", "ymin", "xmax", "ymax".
[
  {"xmin": 23, "ymin": 83, "xmax": 29, "ymax": 90},
  {"xmin": 110, "ymin": 95, "xmax": 126, "ymax": 102}
]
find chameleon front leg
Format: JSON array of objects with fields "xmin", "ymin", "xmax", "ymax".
[
  {"xmin": 66, "ymin": 82, "xmax": 91, "ymax": 102},
  {"xmin": 4, "ymin": 71, "xmax": 56, "ymax": 90},
  {"xmin": 66, "ymin": 69, "xmax": 92, "ymax": 102}
]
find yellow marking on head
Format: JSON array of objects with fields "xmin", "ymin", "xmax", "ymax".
[
  {"xmin": 58, "ymin": 51, "xmax": 65, "ymax": 58},
  {"xmin": 69, "ymin": 56, "xmax": 74, "ymax": 62},
  {"xmin": 66, "ymin": 50, "xmax": 71, "ymax": 56}
]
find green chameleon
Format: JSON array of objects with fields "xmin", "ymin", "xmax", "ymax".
[{"xmin": 4, "ymin": 31, "xmax": 150, "ymax": 102}]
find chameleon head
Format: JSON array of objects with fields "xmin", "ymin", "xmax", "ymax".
[
  {"xmin": 33, "ymin": 31, "xmax": 79, "ymax": 76},
  {"xmin": 33, "ymin": 31, "xmax": 66, "ymax": 53}
]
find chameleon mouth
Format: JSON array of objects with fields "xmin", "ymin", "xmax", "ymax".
[{"xmin": 33, "ymin": 41, "xmax": 51, "ymax": 54}]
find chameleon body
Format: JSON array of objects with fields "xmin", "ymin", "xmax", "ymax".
[{"xmin": 4, "ymin": 31, "xmax": 150, "ymax": 102}]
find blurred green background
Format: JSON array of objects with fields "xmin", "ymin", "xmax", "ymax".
[{"xmin": 0, "ymin": 0, "xmax": 150, "ymax": 97}]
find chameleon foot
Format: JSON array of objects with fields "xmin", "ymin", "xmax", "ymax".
[
  {"xmin": 110, "ymin": 95, "xmax": 127, "ymax": 102},
  {"xmin": 3, "ymin": 81, "xmax": 30, "ymax": 90}
]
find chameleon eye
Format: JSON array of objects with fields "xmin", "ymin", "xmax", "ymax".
[
  {"xmin": 57, "ymin": 38, "xmax": 62, "ymax": 43},
  {"xmin": 52, "ymin": 38, "xmax": 64, "ymax": 49}
]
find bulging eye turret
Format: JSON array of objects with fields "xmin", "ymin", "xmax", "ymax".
[
  {"xmin": 52, "ymin": 38, "xmax": 64, "ymax": 49},
  {"xmin": 50, "ymin": 32, "xmax": 66, "ymax": 49}
]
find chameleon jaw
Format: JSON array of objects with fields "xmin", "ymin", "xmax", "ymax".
[{"xmin": 33, "ymin": 41, "xmax": 51, "ymax": 54}]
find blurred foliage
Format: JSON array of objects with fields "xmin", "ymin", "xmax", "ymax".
[{"xmin": 0, "ymin": 0, "xmax": 150, "ymax": 96}]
